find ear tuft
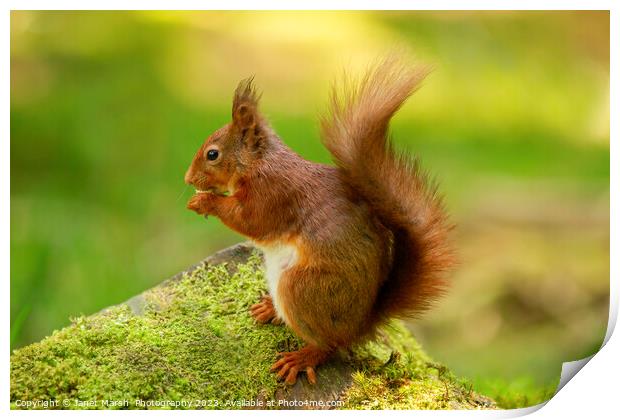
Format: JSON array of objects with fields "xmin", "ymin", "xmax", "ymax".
[{"xmin": 232, "ymin": 77, "xmax": 262, "ymax": 131}]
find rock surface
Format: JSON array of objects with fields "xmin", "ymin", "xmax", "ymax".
[{"xmin": 10, "ymin": 243, "xmax": 495, "ymax": 410}]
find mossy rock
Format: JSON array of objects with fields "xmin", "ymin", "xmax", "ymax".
[{"xmin": 10, "ymin": 243, "xmax": 495, "ymax": 410}]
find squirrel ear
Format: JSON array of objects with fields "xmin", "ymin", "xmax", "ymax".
[
  {"xmin": 232, "ymin": 77, "xmax": 261, "ymax": 132},
  {"xmin": 234, "ymin": 104, "xmax": 256, "ymax": 130}
]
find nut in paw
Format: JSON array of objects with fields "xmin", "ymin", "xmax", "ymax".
[{"xmin": 186, "ymin": 193, "xmax": 214, "ymax": 215}]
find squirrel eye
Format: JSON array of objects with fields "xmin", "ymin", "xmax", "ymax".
[{"xmin": 206, "ymin": 149, "xmax": 219, "ymax": 161}]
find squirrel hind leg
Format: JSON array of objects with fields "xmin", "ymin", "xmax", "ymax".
[
  {"xmin": 270, "ymin": 345, "xmax": 332, "ymax": 385},
  {"xmin": 250, "ymin": 295, "xmax": 283, "ymax": 325}
]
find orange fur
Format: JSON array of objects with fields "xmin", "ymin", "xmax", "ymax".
[
  {"xmin": 185, "ymin": 56, "xmax": 454, "ymax": 385},
  {"xmin": 321, "ymin": 55, "xmax": 455, "ymax": 322}
]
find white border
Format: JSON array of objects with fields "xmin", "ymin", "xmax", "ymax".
[{"xmin": 3, "ymin": 2, "xmax": 616, "ymax": 418}]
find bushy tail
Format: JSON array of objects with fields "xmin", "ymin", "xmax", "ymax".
[{"xmin": 320, "ymin": 55, "xmax": 455, "ymax": 321}]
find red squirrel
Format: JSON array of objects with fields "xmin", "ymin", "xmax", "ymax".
[{"xmin": 185, "ymin": 56, "xmax": 454, "ymax": 385}]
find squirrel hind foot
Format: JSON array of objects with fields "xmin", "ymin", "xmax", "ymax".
[
  {"xmin": 250, "ymin": 295, "xmax": 283, "ymax": 325},
  {"xmin": 270, "ymin": 345, "xmax": 331, "ymax": 385}
]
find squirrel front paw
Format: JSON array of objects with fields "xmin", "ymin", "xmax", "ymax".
[
  {"xmin": 250, "ymin": 295, "xmax": 283, "ymax": 325},
  {"xmin": 187, "ymin": 193, "xmax": 215, "ymax": 215}
]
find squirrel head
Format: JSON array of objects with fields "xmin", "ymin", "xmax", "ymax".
[{"xmin": 184, "ymin": 78, "xmax": 266, "ymax": 195}]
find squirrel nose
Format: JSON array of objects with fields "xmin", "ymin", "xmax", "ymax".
[{"xmin": 184, "ymin": 169, "xmax": 194, "ymax": 186}]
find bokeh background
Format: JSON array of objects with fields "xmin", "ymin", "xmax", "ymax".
[{"xmin": 11, "ymin": 11, "xmax": 609, "ymax": 408}]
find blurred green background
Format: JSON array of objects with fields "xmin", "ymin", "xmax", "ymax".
[{"xmin": 10, "ymin": 11, "xmax": 609, "ymax": 408}]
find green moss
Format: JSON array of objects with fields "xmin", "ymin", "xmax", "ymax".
[
  {"xmin": 342, "ymin": 324, "xmax": 493, "ymax": 409},
  {"xmin": 10, "ymin": 251, "xmax": 494, "ymax": 410}
]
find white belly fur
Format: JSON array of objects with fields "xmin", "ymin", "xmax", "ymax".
[{"xmin": 254, "ymin": 242, "xmax": 298, "ymax": 325}]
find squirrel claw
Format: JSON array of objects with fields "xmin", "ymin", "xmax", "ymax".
[
  {"xmin": 270, "ymin": 346, "xmax": 329, "ymax": 385},
  {"xmin": 250, "ymin": 295, "xmax": 283, "ymax": 325}
]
